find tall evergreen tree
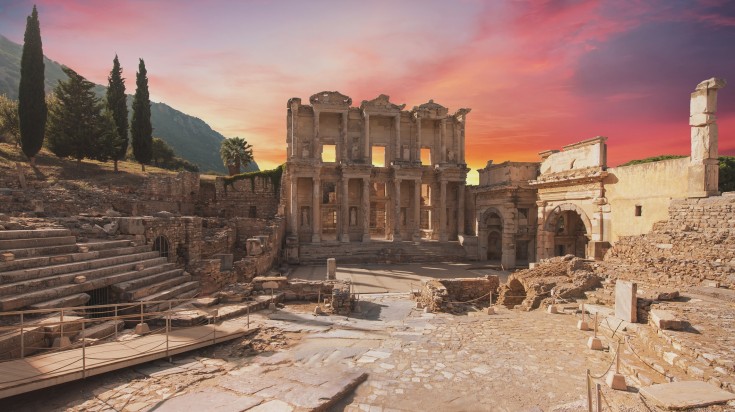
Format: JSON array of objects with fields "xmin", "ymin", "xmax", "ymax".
[
  {"xmin": 106, "ymin": 55, "xmax": 128, "ymax": 172},
  {"xmin": 93, "ymin": 108, "xmax": 127, "ymax": 163},
  {"xmin": 46, "ymin": 67, "xmax": 102, "ymax": 164},
  {"xmin": 18, "ymin": 5, "xmax": 47, "ymax": 166},
  {"xmin": 131, "ymin": 58, "xmax": 152, "ymax": 171}
]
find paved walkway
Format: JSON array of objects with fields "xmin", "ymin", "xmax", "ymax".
[{"xmin": 290, "ymin": 262, "xmax": 509, "ymax": 294}]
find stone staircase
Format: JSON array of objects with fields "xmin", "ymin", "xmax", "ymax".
[
  {"xmin": 297, "ymin": 239, "xmax": 467, "ymax": 265},
  {"xmin": 0, "ymin": 229, "xmax": 199, "ymax": 313}
]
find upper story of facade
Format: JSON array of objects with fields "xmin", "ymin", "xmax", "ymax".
[{"xmin": 286, "ymin": 91, "xmax": 471, "ymax": 175}]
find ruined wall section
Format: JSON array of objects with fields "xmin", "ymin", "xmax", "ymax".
[
  {"xmin": 196, "ymin": 176, "xmax": 281, "ymax": 219},
  {"xmin": 605, "ymin": 194, "xmax": 735, "ymax": 287}
]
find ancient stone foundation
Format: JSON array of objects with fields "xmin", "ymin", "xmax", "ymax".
[{"xmin": 418, "ymin": 276, "xmax": 499, "ymax": 313}]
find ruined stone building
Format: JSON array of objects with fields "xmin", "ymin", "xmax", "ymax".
[{"xmin": 284, "ymin": 92, "xmax": 471, "ymax": 263}]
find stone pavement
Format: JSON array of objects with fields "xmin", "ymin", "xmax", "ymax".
[
  {"xmin": 290, "ymin": 262, "xmax": 509, "ymax": 294},
  {"xmin": 9, "ymin": 293, "xmax": 729, "ymax": 412}
]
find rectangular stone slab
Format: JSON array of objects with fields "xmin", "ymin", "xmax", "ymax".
[
  {"xmin": 650, "ymin": 309, "xmax": 686, "ymax": 330},
  {"xmin": 640, "ymin": 381, "xmax": 735, "ymax": 410},
  {"xmin": 615, "ymin": 280, "xmax": 637, "ymax": 323}
]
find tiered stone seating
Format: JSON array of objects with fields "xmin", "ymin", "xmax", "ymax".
[{"xmin": 0, "ymin": 229, "xmax": 198, "ymax": 313}]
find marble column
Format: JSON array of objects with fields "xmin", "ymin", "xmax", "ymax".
[
  {"xmin": 289, "ymin": 175, "xmax": 298, "ymax": 235},
  {"xmin": 413, "ymin": 179, "xmax": 421, "ymax": 241},
  {"xmin": 535, "ymin": 200, "xmax": 546, "ymax": 260},
  {"xmin": 340, "ymin": 177, "xmax": 350, "ymax": 242},
  {"xmin": 363, "ymin": 113, "xmax": 370, "ymax": 163},
  {"xmin": 313, "ymin": 110, "xmax": 320, "ymax": 160},
  {"xmin": 393, "ymin": 178, "xmax": 402, "ymax": 242},
  {"xmin": 395, "ymin": 114, "xmax": 401, "ymax": 162},
  {"xmin": 415, "ymin": 116, "xmax": 422, "ymax": 163},
  {"xmin": 457, "ymin": 183, "xmax": 465, "ymax": 237},
  {"xmin": 440, "ymin": 119, "xmax": 447, "ymax": 163},
  {"xmin": 362, "ymin": 178, "xmax": 370, "ymax": 242},
  {"xmin": 439, "ymin": 179, "xmax": 447, "ymax": 242},
  {"xmin": 341, "ymin": 112, "xmax": 348, "ymax": 162},
  {"xmin": 311, "ymin": 176, "xmax": 321, "ymax": 243}
]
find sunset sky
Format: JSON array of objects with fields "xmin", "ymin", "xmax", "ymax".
[{"xmin": 1, "ymin": 0, "xmax": 734, "ymax": 183}]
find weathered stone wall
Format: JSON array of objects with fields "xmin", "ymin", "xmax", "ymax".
[
  {"xmin": 418, "ymin": 276, "xmax": 499, "ymax": 312},
  {"xmin": 117, "ymin": 216, "xmax": 203, "ymax": 264},
  {"xmin": 196, "ymin": 177, "xmax": 280, "ymax": 219},
  {"xmin": 605, "ymin": 194, "xmax": 735, "ymax": 288}
]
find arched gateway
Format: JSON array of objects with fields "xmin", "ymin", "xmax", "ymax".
[{"xmin": 542, "ymin": 203, "xmax": 592, "ymax": 258}]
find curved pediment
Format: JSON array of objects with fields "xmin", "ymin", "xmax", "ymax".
[
  {"xmin": 309, "ymin": 91, "xmax": 352, "ymax": 107},
  {"xmin": 360, "ymin": 94, "xmax": 406, "ymax": 113},
  {"xmin": 412, "ymin": 99, "xmax": 449, "ymax": 119}
]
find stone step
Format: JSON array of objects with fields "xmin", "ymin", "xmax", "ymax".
[
  {"xmin": 0, "ymin": 235, "xmax": 77, "ymax": 251},
  {"xmin": 123, "ymin": 273, "xmax": 191, "ymax": 301},
  {"xmin": 0, "ymin": 229, "xmax": 71, "ymax": 241},
  {"xmin": 0, "ymin": 257, "xmax": 171, "ymax": 297},
  {"xmin": 82, "ymin": 240, "xmax": 135, "ymax": 251},
  {"xmin": 112, "ymin": 269, "xmax": 185, "ymax": 293},
  {"xmin": 28, "ymin": 293, "xmax": 91, "ymax": 310},
  {"xmin": 78, "ymin": 320, "xmax": 124, "ymax": 341},
  {"xmin": 138, "ymin": 281, "xmax": 200, "ymax": 306},
  {"xmin": 5, "ymin": 243, "xmax": 79, "ymax": 259},
  {"xmin": 0, "ymin": 245, "xmax": 151, "ymax": 273},
  {"xmin": 0, "ymin": 262, "xmax": 174, "ymax": 311},
  {"xmin": 0, "ymin": 251, "xmax": 162, "ymax": 284}
]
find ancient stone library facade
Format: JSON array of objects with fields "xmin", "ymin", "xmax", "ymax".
[{"xmin": 283, "ymin": 78, "xmax": 727, "ymax": 268}]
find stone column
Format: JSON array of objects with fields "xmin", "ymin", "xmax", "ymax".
[
  {"xmin": 289, "ymin": 175, "xmax": 298, "ymax": 235},
  {"xmin": 395, "ymin": 114, "xmax": 401, "ymax": 162},
  {"xmin": 459, "ymin": 122, "xmax": 466, "ymax": 164},
  {"xmin": 311, "ymin": 176, "xmax": 321, "ymax": 243},
  {"xmin": 439, "ymin": 179, "xmax": 447, "ymax": 242},
  {"xmin": 413, "ymin": 179, "xmax": 421, "ymax": 241},
  {"xmin": 340, "ymin": 177, "xmax": 350, "ymax": 242},
  {"xmin": 440, "ymin": 119, "xmax": 447, "ymax": 163},
  {"xmin": 689, "ymin": 77, "xmax": 726, "ymax": 198},
  {"xmin": 362, "ymin": 178, "xmax": 370, "ymax": 242},
  {"xmin": 415, "ymin": 116, "xmax": 422, "ymax": 162},
  {"xmin": 535, "ymin": 201, "xmax": 546, "ymax": 260},
  {"xmin": 393, "ymin": 178, "xmax": 402, "ymax": 242},
  {"xmin": 313, "ymin": 110, "xmax": 320, "ymax": 161},
  {"xmin": 363, "ymin": 113, "xmax": 370, "ymax": 163},
  {"xmin": 341, "ymin": 112, "xmax": 348, "ymax": 163},
  {"xmin": 457, "ymin": 183, "xmax": 465, "ymax": 237}
]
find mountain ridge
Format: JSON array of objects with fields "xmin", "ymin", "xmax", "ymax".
[{"xmin": 0, "ymin": 34, "xmax": 258, "ymax": 174}]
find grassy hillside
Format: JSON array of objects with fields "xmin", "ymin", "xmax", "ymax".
[{"xmin": 0, "ymin": 34, "xmax": 258, "ymax": 174}]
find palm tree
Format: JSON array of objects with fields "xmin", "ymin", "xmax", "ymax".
[{"xmin": 220, "ymin": 137, "xmax": 253, "ymax": 175}]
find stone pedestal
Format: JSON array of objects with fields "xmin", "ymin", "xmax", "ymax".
[
  {"xmin": 614, "ymin": 281, "xmax": 637, "ymax": 323},
  {"xmin": 547, "ymin": 305, "xmax": 558, "ymax": 314},
  {"xmin": 326, "ymin": 258, "xmax": 336, "ymax": 280},
  {"xmin": 587, "ymin": 336, "xmax": 603, "ymax": 350},
  {"xmin": 606, "ymin": 372, "xmax": 627, "ymax": 391},
  {"xmin": 577, "ymin": 320, "xmax": 590, "ymax": 331}
]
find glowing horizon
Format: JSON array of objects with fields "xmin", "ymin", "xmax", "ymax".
[{"xmin": 1, "ymin": 0, "xmax": 733, "ymax": 183}]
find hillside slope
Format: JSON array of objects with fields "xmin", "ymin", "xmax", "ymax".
[{"xmin": 0, "ymin": 34, "xmax": 258, "ymax": 174}]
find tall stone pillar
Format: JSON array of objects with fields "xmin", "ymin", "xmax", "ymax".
[
  {"xmin": 440, "ymin": 119, "xmax": 447, "ymax": 163},
  {"xmin": 363, "ymin": 113, "xmax": 370, "ymax": 163},
  {"xmin": 413, "ymin": 179, "xmax": 421, "ymax": 241},
  {"xmin": 362, "ymin": 178, "xmax": 371, "ymax": 242},
  {"xmin": 313, "ymin": 110, "xmax": 320, "ymax": 161},
  {"xmin": 289, "ymin": 175, "xmax": 298, "ymax": 235},
  {"xmin": 311, "ymin": 176, "xmax": 321, "ymax": 243},
  {"xmin": 415, "ymin": 116, "xmax": 422, "ymax": 162},
  {"xmin": 439, "ymin": 179, "xmax": 448, "ymax": 242},
  {"xmin": 395, "ymin": 114, "xmax": 401, "ymax": 162},
  {"xmin": 457, "ymin": 183, "xmax": 465, "ymax": 236},
  {"xmin": 393, "ymin": 178, "xmax": 402, "ymax": 241},
  {"xmin": 340, "ymin": 177, "xmax": 350, "ymax": 242},
  {"xmin": 689, "ymin": 78, "xmax": 726, "ymax": 198},
  {"xmin": 535, "ymin": 201, "xmax": 547, "ymax": 260}
]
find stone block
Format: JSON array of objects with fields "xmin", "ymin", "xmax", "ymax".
[
  {"xmin": 615, "ymin": 280, "xmax": 637, "ymax": 323},
  {"xmin": 246, "ymin": 238, "xmax": 263, "ymax": 256},
  {"xmin": 213, "ymin": 253, "xmax": 234, "ymax": 271},
  {"xmin": 640, "ymin": 381, "xmax": 735, "ymax": 410},
  {"xmin": 587, "ymin": 336, "xmax": 603, "ymax": 350},
  {"xmin": 326, "ymin": 258, "xmax": 336, "ymax": 280},
  {"xmin": 650, "ymin": 309, "xmax": 686, "ymax": 331},
  {"xmin": 262, "ymin": 281, "xmax": 279, "ymax": 290},
  {"xmin": 606, "ymin": 372, "xmax": 627, "ymax": 390},
  {"xmin": 118, "ymin": 218, "xmax": 145, "ymax": 235},
  {"xmin": 1, "ymin": 252, "xmax": 14, "ymax": 262},
  {"xmin": 135, "ymin": 323, "xmax": 150, "ymax": 335}
]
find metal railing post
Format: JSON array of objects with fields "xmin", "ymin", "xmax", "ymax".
[
  {"xmin": 586, "ymin": 369, "xmax": 592, "ymax": 412},
  {"xmin": 596, "ymin": 383, "xmax": 602, "ymax": 412},
  {"xmin": 20, "ymin": 313, "xmax": 24, "ymax": 358},
  {"xmin": 212, "ymin": 310, "xmax": 217, "ymax": 344},
  {"xmin": 60, "ymin": 308, "xmax": 64, "ymax": 342},
  {"xmin": 81, "ymin": 319, "xmax": 86, "ymax": 378},
  {"xmin": 247, "ymin": 305, "xmax": 250, "ymax": 329},
  {"xmin": 140, "ymin": 302, "xmax": 144, "ymax": 325},
  {"xmin": 114, "ymin": 305, "xmax": 118, "ymax": 339},
  {"xmin": 166, "ymin": 310, "xmax": 170, "ymax": 358}
]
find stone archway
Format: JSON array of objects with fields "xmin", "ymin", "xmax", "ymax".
[
  {"xmin": 478, "ymin": 207, "xmax": 516, "ymax": 267},
  {"xmin": 153, "ymin": 235, "xmax": 170, "ymax": 259},
  {"xmin": 543, "ymin": 204, "xmax": 591, "ymax": 258}
]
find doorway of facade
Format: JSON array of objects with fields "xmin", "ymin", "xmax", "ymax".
[{"xmin": 487, "ymin": 231, "xmax": 502, "ymax": 260}]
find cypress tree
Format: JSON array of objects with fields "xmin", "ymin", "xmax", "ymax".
[
  {"xmin": 18, "ymin": 5, "xmax": 47, "ymax": 166},
  {"xmin": 46, "ymin": 67, "xmax": 102, "ymax": 164},
  {"xmin": 131, "ymin": 58, "xmax": 152, "ymax": 171},
  {"xmin": 106, "ymin": 55, "xmax": 128, "ymax": 172}
]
